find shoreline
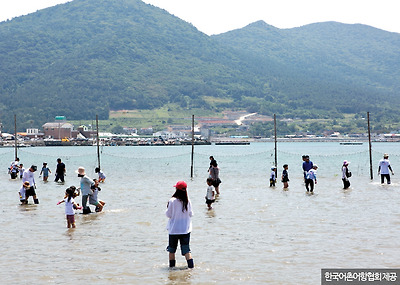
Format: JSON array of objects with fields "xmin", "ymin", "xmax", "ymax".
[{"xmin": 1, "ymin": 137, "xmax": 399, "ymax": 147}]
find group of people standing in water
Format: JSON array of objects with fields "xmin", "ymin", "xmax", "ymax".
[
  {"xmin": 11, "ymin": 157, "xmax": 107, "ymax": 228},
  {"xmin": 268, "ymin": 153, "xmax": 394, "ymax": 192},
  {"xmin": 9, "ymin": 151, "xmax": 395, "ymax": 269}
]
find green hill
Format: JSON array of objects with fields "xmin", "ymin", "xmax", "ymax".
[
  {"xmin": 213, "ymin": 21, "xmax": 400, "ymax": 117},
  {"xmin": 0, "ymin": 0, "xmax": 399, "ymax": 132}
]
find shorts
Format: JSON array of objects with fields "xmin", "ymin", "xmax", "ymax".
[
  {"xmin": 205, "ymin": 198, "xmax": 215, "ymax": 205},
  {"xmin": 25, "ymin": 186, "xmax": 36, "ymax": 197},
  {"xmin": 66, "ymin": 214, "xmax": 75, "ymax": 224},
  {"xmin": 167, "ymin": 233, "xmax": 191, "ymax": 255},
  {"xmin": 212, "ymin": 178, "xmax": 221, "ymax": 187}
]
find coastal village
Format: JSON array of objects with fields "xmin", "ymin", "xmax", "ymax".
[{"xmin": 1, "ymin": 113, "xmax": 399, "ymax": 147}]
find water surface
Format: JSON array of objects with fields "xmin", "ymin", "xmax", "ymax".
[{"xmin": 1, "ymin": 142, "xmax": 399, "ymax": 284}]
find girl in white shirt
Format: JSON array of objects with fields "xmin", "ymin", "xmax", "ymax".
[
  {"xmin": 166, "ymin": 181, "xmax": 194, "ymax": 269},
  {"xmin": 57, "ymin": 187, "xmax": 82, "ymax": 228}
]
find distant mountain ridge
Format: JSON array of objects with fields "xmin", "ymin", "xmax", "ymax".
[
  {"xmin": 0, "ymin": 0, "xmax": 399, "ymax": 131},
  {"xmin": 213, "ymin": 20, "xmax": 400, "ymax": 112}
]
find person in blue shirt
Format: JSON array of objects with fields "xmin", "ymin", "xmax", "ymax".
[
  {"xmin": 40, "ymin": 162, "xmax": 51, "ymax": 181},
  {"xmin": 302, "ymin": 155, "xmax": 313, "ymax": 181}
]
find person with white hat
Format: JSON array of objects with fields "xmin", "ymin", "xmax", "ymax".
[
  {"xmin": 269, "ymin": 166, "xmax": 277, "ymax": 187},
  {"xmin": 378, "ymin": 153, "xmax": 394, "ymax": 184},
  {"xmin": 342, "ymin": 160, "xmax": 351, "ymax": 189},
  {"xmin": 76, "ymin": 167, "xmax": 94, "ymax": 214},
  {"xmin": 305, "ymin": 165, "xmax": 318, "ymax": 194},
  {"xmin": 19, "ymin": 181, "xmax": 30, "ymax": 204}
]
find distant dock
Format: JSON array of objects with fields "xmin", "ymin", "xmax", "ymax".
[{"xmin": 340, "ymin": 142, "xmax": 363, "ymax": 145}]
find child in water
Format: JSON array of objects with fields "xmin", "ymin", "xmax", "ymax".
[
  {"xmin": 95, "ymin": 167, "xmax": 106, "ymax": 183},
  {"xmin": 40, "ymin": 162, "xmax": 51, "ymax": 181},
  {"xmin": 19, "ymin": 181, "xmax": 30, "ymax": 204},
  {"xmin": 57, "ymin": 187, "xmax": 82, "ymax": 228},
  {"xmin": 270, "ymin": 166, "xmax": 277, "ymax": 187},
  {"xmin": 205, "ymin": 178, "xmax": 215, "ymax": 210},
  {"xmin": 305, "ymin": 165, "xmax": 318, "ymax": 194},
  {"xmin": 281, "ymin": 164, "xmax": 289, "ymax": 189},
  {"xmin": 19, "ymin": 164, "xmax": 25, "ymax": 179},
  {"xmin": 90, "ymin": 179, "xmax": 105, "ymax": 212}
]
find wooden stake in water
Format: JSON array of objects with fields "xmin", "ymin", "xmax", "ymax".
[
  {"xmin": 96, "ymin": 115, "xmax": 100, "ymax": 170},
  {"xmin": 274, "ymin": 114, "xmax": 278, "ymax": 173},
  {"xmin": 367, "ymin": 112, "xmax": 373, "ymax": 180},
  {"xmin": 14, "ymin": 114, "xmax": 17, "ymax": 160},
  {"xmin": 191, "ymin": 115, "xmax": 194, "ymax": 178}
]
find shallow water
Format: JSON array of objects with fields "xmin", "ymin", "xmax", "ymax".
[{"xmin": 1, "ymin": 142, "xmax": 399, "ymax": 284}]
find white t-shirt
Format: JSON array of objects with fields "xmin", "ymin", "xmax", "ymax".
[
  {"xmin": 166, "ymin": 197, "xmax": 193, "ymax": 235},
  {"xmin": 342, "ymin": 166, "xmax": 348, "ymax": 179},
  {"xmin": 379, "ymin": 159, "xmax": 391, "ymax": 175},
  {"xmin": 206, "ymin": 185, "xmax": 215, "ymax": 200},
  {"xmin": 22, "ymin": 170, "xmax": 35, "ymax": 185},
  {"xmin": 64, "ymin": 197, "xmax": 75, "ymax": 215},
  {"xmin": 19, "ymin": 186, "xmax": 26, "ymax": 200},
  {"xmin": 306, "ymin": 169, "xmax": 317, "ymax": 180}
]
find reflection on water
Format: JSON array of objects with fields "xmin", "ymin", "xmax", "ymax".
[
  {"xmin": 205, "ymin": 209, "xmax": 216, "ymax": 218},
  {"xmin": 63, "ymin": 228, "xmax": 76, "ymax": 240},
  {"xmin": 18, "ymin": 204, "xmax": 38, "ymax": 212},
  {"xmin": 167, "ymin": 268, "xmax": 193, "ymax": 285},
  {"xmin": 1, "ymin": 143, "xmax": 400, "ymax": 284}
]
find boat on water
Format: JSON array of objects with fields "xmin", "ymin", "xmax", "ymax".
[
  {"xmin": 180, "ymin": 140, "xmax": 211, "ymax": 145},
  {"xmin": 340, "ymin": 142, "xmax": 363, "ymax": 145},
  {"xmin": 215, "ymin": 141, "xmax": 250, "ymax": 145},
  {"xmin": 44, "ymin": 139, "xmax": 71, "ymax": 146}
]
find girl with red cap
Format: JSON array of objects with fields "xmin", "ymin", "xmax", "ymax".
[{"xmin": 165, "ymin": 181, "xmax": 194, "ymax": 269}]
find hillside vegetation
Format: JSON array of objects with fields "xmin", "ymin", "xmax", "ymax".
[{"xmin": 0, "ymin": 0, "xmax": 399, "ymax": 133}]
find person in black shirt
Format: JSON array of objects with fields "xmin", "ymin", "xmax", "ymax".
[{"xmin": 55, "ymin": 158, "xmax": 66, "ymax": 182}]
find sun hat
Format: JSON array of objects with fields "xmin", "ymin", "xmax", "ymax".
[
  {"xmin": 343, "ymin": 160, "xmax": 349, "ymax": 165},
  {"xmin": 75, "ymin": 167, "xmax": 86, "ymax": 175},
  {"xmin": 173, "ymin": 181, "xmax": 187, "ymax": 190},
  {"xmin": 23, "ymin": 181, "xmax": 30, "ymax": 187},
  {"xmin": 271, "ymin": 166, "xmax": 276, "ymax": 170}
]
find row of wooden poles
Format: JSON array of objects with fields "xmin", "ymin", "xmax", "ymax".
[
  {"xmin": 189, "ymin": 112, "xmax": 374, "ymax": 180},
  {"xmin": 12, "ymin": 113, "xmax": 374, "ymax": 180},
  {"xmin": 271, "ymin": 113, "xmax": 374, "ymax": 180}
]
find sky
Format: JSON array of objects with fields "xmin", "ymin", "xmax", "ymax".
[{"xmin": 0, "ymin": 0, "xmax": 399, "ymax": 35}]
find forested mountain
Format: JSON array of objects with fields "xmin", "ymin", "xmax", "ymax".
[
  {"xmin": 213, "ymin": 21, "xmax": 400, "ymax": 117},
  {"xmin": 0, "ymin": 0, "xmax": 399, "ymax": 132}
]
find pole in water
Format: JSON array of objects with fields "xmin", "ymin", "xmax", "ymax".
[
  {"xmin": 274, "ymin": 114, "xmax": 277, "ymax": 174},
  {"xmin": 14, "ymin": 114, "xmax": 17, "ymax": 160},
  {"xmin": 96, "ymin": 115, "xmax": 100, "ymax": 169},
  {"xmin": 191, "ymin": 115, "xmax": 194, "ymax": 178},
  {"xmin": 367, "ymin": 112, "xmax": 373, "ymax": 180}
]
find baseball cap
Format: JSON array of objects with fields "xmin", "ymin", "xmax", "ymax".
[{"xmin": 173, "ymin": 181, "xmax": 187, "ymax": 190}]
